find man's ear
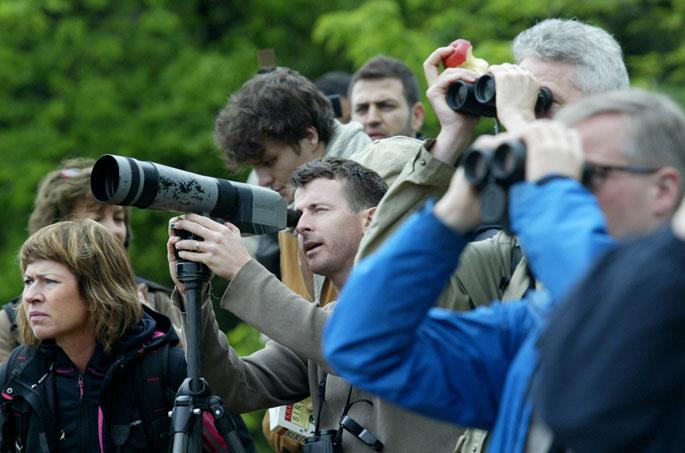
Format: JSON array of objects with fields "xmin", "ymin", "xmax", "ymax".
[
  {"xmin": 653, "ymin": 166, "xmax": 681, "ymax": 218},
  {"xmin": 304, "ymin": 126, "xmax": 320, "ymax": 147},
  {"xmin": 411, "ymin": 102, "xmax": 425, "ymax": 134},
  {"xmin": 301, "ymin": 126, "xmax": 324, "ymax": 158},
  {"xmin": 361, "ymin": 206, "xmax": 377, "ymax": 233}
]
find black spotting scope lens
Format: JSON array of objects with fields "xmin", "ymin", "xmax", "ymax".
[{"xmin": 91, "ymin": 154, "xmax": 121, "ymax": 203}]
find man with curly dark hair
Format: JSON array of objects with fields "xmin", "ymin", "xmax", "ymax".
[
  {"xmin": 214, "ymin": 67, "xmax": 371, "ymax": 202},
  {"xmin": 213, "ymin": 67, "xmax": 426, "ymax": 453}
]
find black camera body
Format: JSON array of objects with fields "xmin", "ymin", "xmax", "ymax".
[
  {"xmin": 328, "ymin": 94, "xmax": 343, "ymax": 119},
  {"xmin": 303, "ymin": 430, "xmax": 343, "ymax": 453},
  {"xmin": 461, "ymin": 140, "xmax": 527, "ymax": 229},
  {"xmin": 446, "ymin": 74, "xmax": 552, "ymax": 118}
]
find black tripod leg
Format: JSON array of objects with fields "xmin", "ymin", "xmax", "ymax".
[
  {"xmin": 207, "ymin": 396, "xmax": 246, "ymax": 453},
  {"xmin": 171, "ymin": 253, "xmax": 248, "ymax": 453}
]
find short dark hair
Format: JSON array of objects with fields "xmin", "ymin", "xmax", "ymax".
[
  {"xmin": 315, "ymin": 71, "xmax": 352, "ymax": 98},
  {"xmin": 291, "ymin": 157, "xmax": 387, "ymax": 211},
  {"xmin": 214, "ymin": 67, "xmax": 335, "ymax": 166},
  {"xmin": 350, "ymin": 55, "xmax": 421, "ymax": 106}
]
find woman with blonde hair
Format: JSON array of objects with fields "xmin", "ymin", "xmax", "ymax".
[{"xmin": 0, "ymin": 220, "xmax": 186, "ymax": 451}]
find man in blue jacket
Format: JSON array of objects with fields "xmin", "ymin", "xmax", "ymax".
[
  {"xmin": 536, "ymin": 199, "xmax": 685, "ymax": 453},
  {"xmin": 323, "ymin": 89, "xmax": 685, "ymax": 452}
]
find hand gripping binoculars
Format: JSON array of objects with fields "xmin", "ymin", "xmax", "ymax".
[{"xmin": 446, "ymin": 74, "xmax": 552, "ymax": 117}]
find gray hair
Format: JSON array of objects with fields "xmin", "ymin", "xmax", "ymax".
[
  {"xmin": 557, "ymin": 88, "xmax": 685, "ymax": 196},
  {"xmin": 513, "ymin": 19, "xmax": 629, "ymax": 95}
]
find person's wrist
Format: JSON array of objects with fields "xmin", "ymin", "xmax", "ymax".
[
  {"xmin": 433, "ymin": 127, "xmax": 472, "ymax": 165},
  {"xmin": 227, "ymin": 255, "xmax": 253, "ymax": 281},
  {"xmin": 527, "ymin": 165, "xmax": 581, "ymax": 184},
  {"xmin": 434, "ymin": 197, "xmax": 477, "ymax": 234},
  {"xmin": 499, "ymin": 109, "xmax": 535, "ymax": 132}
]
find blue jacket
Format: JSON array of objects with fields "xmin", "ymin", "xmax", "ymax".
[{"xmin": 324, "ymin": 178, "xmax": 615, "ymax": 453}]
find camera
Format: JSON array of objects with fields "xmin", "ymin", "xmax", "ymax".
[
  {"xmin": 446, "ymin": 74, "xmax": 553, "ymax": 118},
  {"xmin": 461, "ymin": 140, "xmax": 527, "ymax": 229},
  {"xmin": 328, "ymin": 94, "xmax": 343, "ymax": 119},
  {"xmin": 91, "ymin": 154, "xmax": 301, "ymax": 235},
  {"xmin": 303, "ymin": 430, "xmax": 343, "ymax": 453}
]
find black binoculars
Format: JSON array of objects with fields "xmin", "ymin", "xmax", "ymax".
[
  {"xmin": 462, "ymin": 140, "xmax": 527, "ymax": 189},
  {"xmin": 461, "ymin": 140, "xmax": 527, "ymax": 228},
  {"xmin": 446, "ymin": 74, "xmax": 553, "ymax": 117}
]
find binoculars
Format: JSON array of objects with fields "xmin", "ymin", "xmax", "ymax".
[
  {"xmin": 462, "ymin": 140, "xmax": 527, "ymax": 189},
  {"xmin": 446, "ymin": 74, "xmax": 552, "ymax": 117},
  {"xmin": 461, "ymin": 140, "xmax": 527, "ymax": 228}
]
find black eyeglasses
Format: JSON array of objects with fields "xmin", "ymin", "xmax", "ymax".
[{"xmin": 582, "ymin": 162, "xmax": 660, "ymax": 191}]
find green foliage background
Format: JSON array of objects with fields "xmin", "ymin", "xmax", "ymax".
[{"xmin": 1, "ymin": 0, "xmax": 682, "ymax": 450}]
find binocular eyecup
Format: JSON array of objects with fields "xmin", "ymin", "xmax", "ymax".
[
  {"xmin": 461, "ymin": 140, "xmax": 527, "ymax": 227},
  {"xmin": 463, "ymin": 140, "xmax": 527, "ymax": 188},
  {"xmin": 446, "ymin": 74, "xmax": 553, "ymax": 118}
]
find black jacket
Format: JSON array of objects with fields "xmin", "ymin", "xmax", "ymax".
[
  {"xmin": 537, "ymin": 227, "xmax": 685, "ymax": 453},
  {"xmin": 0, "ymin": 306, "xmax": 186, "ymax": 452}
]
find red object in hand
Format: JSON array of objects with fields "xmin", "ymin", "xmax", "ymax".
[{"xmin": 442, "ymin": 39, "xmax": 471, "ymax": 68}]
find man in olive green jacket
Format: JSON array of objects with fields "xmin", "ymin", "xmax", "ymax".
[
  {"xmin": 357, "ymin": 18, "xmax": 630, "ymax": 307},
  {"xmin": 351, "ymin": 18, "xmax": 629, "ymax": 451}
]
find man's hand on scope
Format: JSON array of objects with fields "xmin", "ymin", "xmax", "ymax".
[
  {"xmin": 489, "ymin": 64, "xmax": 540, "ymax": 132},
  {"xmin": 521, "ymin": 120, "xmax": 583, "ymax": 183},
  {"xmin": 424, "ymin": 46, "xmax": 481, "ymax": 166},
  {"xmin": 167, "ymin": 214, "xmax": 252, "ymax": 292}
]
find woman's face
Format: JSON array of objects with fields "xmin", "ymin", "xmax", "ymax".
[
  {"xmin": 22, "ymin": 259, "xmax": 93, "ymax": 346},
  {"xmin": 71, "ymin": 200, "xmax": 127, "ymax": 244}
]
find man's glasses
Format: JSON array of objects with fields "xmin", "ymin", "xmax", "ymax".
[{"xmin": 582, "ymin": 162, "xmax": 660, "ymax": 191}]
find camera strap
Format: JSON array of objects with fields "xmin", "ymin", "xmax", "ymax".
[
  {"xmin": 313, "ymin": 372, "xmax": 328, "ymax": 436},
  {"xmin": 337, "ymin": 386, "xmax": 384, "ymax": 451},
  {"xmin": 314, "ymin": 373, "xmax": 384, "ymax": 451}
]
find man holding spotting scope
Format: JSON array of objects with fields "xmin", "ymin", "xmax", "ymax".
[{"xmin": 164, "ymin": 157, "xmax": 463, "ymax": 453}]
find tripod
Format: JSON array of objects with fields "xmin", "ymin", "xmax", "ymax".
[{"xmin": 170, "ymin": 233, "xmax": 246, "ymax": 453}]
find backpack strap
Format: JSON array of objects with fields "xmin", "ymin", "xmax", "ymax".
[
  {"xmin": 1, "ymin": 347, "xmax": 36, "ymax": 452},
  {"xmin": 134, "ymin": 342, "xmax": 172, "ymax": 451},
  {"xmin": 511, "ymin": 238, "xmax": 536, "ymax": 294},
  {"xmin": 471, "ymin": 225, "xmax": 502, "ymax": 242},
  {"xmin": 108, "ymin": 363, "xmax": 137, "ymax": 450},
  {"xmin": 3, "ymin": 299, "xmax": 20, "ymax": 350}
]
